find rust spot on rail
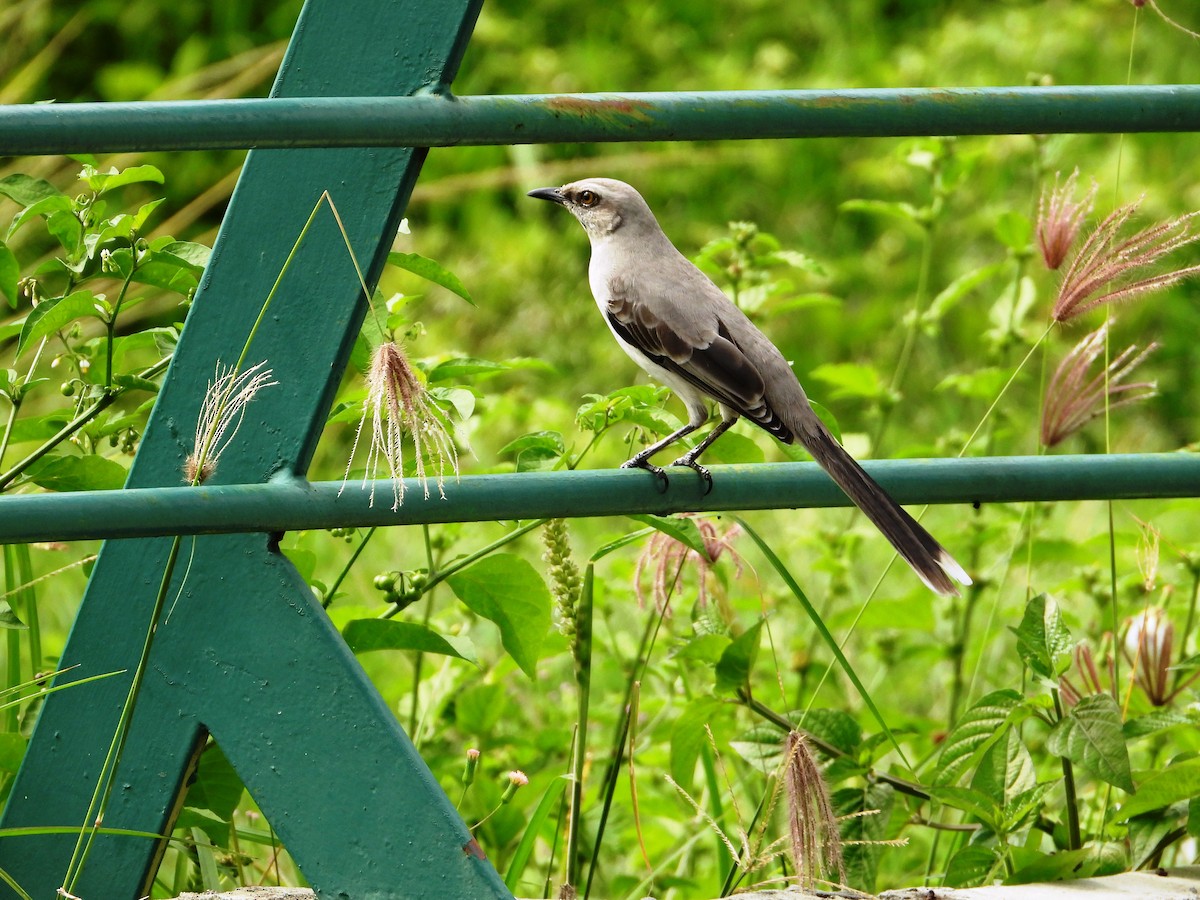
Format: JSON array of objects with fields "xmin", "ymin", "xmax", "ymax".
[{"xmin": 540, "ymin": 96, "xmax": 655, "ymax": 125}]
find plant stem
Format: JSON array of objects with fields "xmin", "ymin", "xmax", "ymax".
[
  {"xmin": 567, "ymin": 565, "xmax": 594, "ymax": 894},
  {"xmin": 0, "ymin": 355, "xmax": 171, "ymax": 493},
  {"xmin": 62, "ymin": 534, "xmax": 184, "ymax": 893},
  {"xmin": 1052, "ymin": 690, "xmax": 1082, "ymax": 851},
  {"xmin": 104, "ymin": 255, "xmax": 140, "ymax": 389},
  {"xmin": 322, "ymin": 526, "xmax": 377, "ymax": 609}
]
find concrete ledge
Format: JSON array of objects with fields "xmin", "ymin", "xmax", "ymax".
[{"xmin": 171, "ymin": 866, "xmax": 1200, "ymax": 900}]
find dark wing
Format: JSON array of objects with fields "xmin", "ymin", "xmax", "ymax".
[{"xmin": 605, "ymin": 285, "xmax": 794, "ymax": 443}]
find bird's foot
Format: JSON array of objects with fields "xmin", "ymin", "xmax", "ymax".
[
  {"xmin": 669, "ymin": 455, "xmax": 714, "ymax": 495},
  {"xmin": 621, "ymin": 456, "xmax": 670, "ymax": 492}
]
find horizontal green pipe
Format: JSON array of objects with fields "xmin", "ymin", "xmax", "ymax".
[
  {"xmin": 3, "ymin": 86, "xmax": 1199, "ymax": 155},
  {"xmin": 1, "ymin": 454, "xmax": 1197, "ymax": 544}
]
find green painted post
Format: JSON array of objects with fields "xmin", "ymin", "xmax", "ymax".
[{"xmin": 0, "ymin": 1, "xmax": 513, "ymax": 898}]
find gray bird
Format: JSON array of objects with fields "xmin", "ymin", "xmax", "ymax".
[{"xmin": 528, "ymin": 177, "xmax": 970, "ymax": 596}]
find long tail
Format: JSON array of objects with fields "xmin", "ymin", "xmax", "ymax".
[{"xmin": 800, "ymin": 426, "xmax": 971, "ymax": 596}]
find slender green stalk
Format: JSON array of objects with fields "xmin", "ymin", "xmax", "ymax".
[
  {"xmin": 1051, "ymin": 689, "xmax": 1082, "ymax": 851},
  {"xmin": 62, "ymin": 534, "xmax": 184, "ymax": 893},
  {"xmin": 2, "ymin": 547, "xmax": 22, "ymax": 734},
  {"xmin": 104, "ymin": 255, "xmax": 140, "ymax": 389},
  {"xmin": 323, "ymin": 527, "xmax": 377, "ymax": 609},
  {"xmin": 565, "ymin": 565, "xmax": 593, "ymax": 893}
]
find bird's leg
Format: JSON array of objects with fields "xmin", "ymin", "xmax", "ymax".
[
  {"xmin": 621, "ymin": 423, "xmax": 700, "ymax": 491},
  {"xmin": 669, "ymin": 417, "xmax": 738, "ymax": 494}
]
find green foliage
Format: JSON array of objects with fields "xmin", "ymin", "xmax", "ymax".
[{"xmin": 7, "ymin": 1, "xmax": 1200, "ymax": 897}]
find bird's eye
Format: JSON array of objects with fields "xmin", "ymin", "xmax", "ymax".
[{"xmin": 577, "ymin": 190, "xmax": 599, "ymax": 207}]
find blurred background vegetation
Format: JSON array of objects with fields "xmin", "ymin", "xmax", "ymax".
[{"xmin": 5, "ymin": 0, "xmax": 1200, "ymax": 896}]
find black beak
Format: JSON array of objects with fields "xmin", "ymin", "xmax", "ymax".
[{"xmin": 527, "ymin": 186, "xmax": 566, "ymax": 205}]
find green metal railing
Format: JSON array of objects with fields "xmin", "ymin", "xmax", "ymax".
[{"xmin": 0, "ymin": 1, "xmax": 1196, "ymax": 899}]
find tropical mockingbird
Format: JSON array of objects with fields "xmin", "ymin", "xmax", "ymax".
[{"xmin": 528, "ymin": 177, "xmax": 970, "ymax": 595}]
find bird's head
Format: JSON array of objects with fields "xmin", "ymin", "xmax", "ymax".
[{"xmin": 527, "ymin": 177, "xmax": 655, "ymax": 241}]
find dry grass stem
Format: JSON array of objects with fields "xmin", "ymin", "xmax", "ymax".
[
  {"xmin": 185, "ymin": 360, "xmax": 277, "ymax": 485},
  {"xmin": 1040, "ymin": 324, "xmax": 1158, "ymax": 447},
  {"xmin": 1037, "ymin": 169, "xmax": 1096, "ymax": 270},
  {"xmin": 341, "ymin": 341, "xmax": 459, "ymax": 510},
  {"xmin": 1053, "ymin": 199, "xmax": 1200, "ymax": 322}
]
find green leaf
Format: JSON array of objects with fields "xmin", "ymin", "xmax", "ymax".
[
  {"xmin": 0, "ymin": 174, "xmax": 63, "ymax": 207},
  {"xmin": 935, "ymin": 689, "xmax": 1024, "ymax": 787},
  {"xmin": 342, "ymin": 619, "xmax": 477, "ymax": 665},
  {"xmin": 18, "ymin": 290, "xmax": 104, "ymax": 355},
  {"xmin": 1012, "ymin": 593, "xmax": 1072, "ymax": 680},
  {"xmin": 627, "ymin": 514, "xmax": 711, "ymax": 559},
  {"xmin": 387, "ymin": 251, "xmax": 473, "ymax": 305},
  {"xmin": 1047, "ymin": 693, "xmax": 1134, "ymax": 793},
  {"xmin": 1124, "ymin": 709, "xmax": 1195, "ymax": 738},
  {"xmin": 698, "ymin": 429, "xmax": 764, "ymax": 464},
  {"xmin": 670, "ymin": 632, "xmax": 731, "ymax": 664},
  {"xmin": 798, "ymin": 708, "xmax": 862, "ymax": 756},
  {"xmin": 79, "ymin": 163, "xmax": 164, "ymax": 194},
  {"xmin": 928, "ymin": 785, "xmax": 1002, "ymax": 829},
  {"xmin": 1006, "ymin": 842, "xmax": 1126, "ymax": 884},
  {"xmin": 839, "ymin": 198, "xmax": 924, "ymax": 226},
  {"xmin": 669, "ymin": 697, "xmax": 728, "ymax": 787},
  {"xmin": 1117, "ymin": 757, "xmax": 1200, "ymax": 820},
  {"xmin": 714, "ymin": 619, "xmax": 764, "ymax": 692},
  {"xmin": 185, "ymin": 743, "xmax": 244, "ymax": 822},
  {"xmin": 944, "ymin": 844, "xmax": 1003, "ymax": 888},
  {"xmin": 446, "ymin": 554, "xmax": 552, "ymax": 678},
  {"xmin": 971, "ymin": 726, "xmax": 1035, "ymax": 805},
  {"xmin": 0, "ymin": 602, "xmax": 26, "ymax": 629},
  {"xmin": 0, "ymin": 733, "xmax": 28, "ymax": 774},
  {"xmin": 925, "ymin": 261, "xmax": 1006, "ymax": 324},
  {"xmin": 26, "ymin": 455, "xmax": 128, "ymax": 492},
  {"xmin": 0, "ymin": 242, "xmax": 19, "ymax": 309},
  {"xmin": 499, "ymin": 430, "xmax": 565, "ymax": 471},
  {"xmin": 6, "ymin": 194, "xmax": 75, "ymax": 241}
]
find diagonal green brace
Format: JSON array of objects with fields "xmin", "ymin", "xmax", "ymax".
[{"xmin": 0, "ymin": 1, "xmax": 513, "ymax": 898}]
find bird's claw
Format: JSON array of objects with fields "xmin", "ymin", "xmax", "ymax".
[
  {"xmin": 670, "ymin": 456, "xmax": 714, "ymax": 495},
  {"xmin": 621, "ymin": 457, "xmax": 670, "ymax": 492}
]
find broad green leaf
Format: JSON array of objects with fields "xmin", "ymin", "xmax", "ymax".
[
  {"xmin": 499, "ymin": 430, "xmax": 565, "ymax": 471},
  {"xmin": 26, "ymin": 454, "xmax": 128, "ymax": 492},
  {"xmin": 80, "ymin": 164, "xmax": 164, "ymax": 194},
  {"xmin": 0, "ymin": 242, "xmax": 18, "ymax": 308},
  {"xmin": 151, "ymin": 240, "xmax": 210, "ymax": 273},
  {"xmin": 970, "ymin": 725, "xmax": 1035, "ymax": 805},
  {"xmin": 46, "ymin": 209, "xmax": 83, "ymax": 258},
  {"xmin": 18, "ymin": 291, "xmax": 104, "ymax": 355},
  {"xmin": 925, "ymin": 261, "xmax": 1006, "ymax": 324},
  {"xmin": 0, "ymin": 174, "xmax": 62, "ymax": 207},
  {"xmin": 797, "ymin": 708, "xmax": 862, "ymax": 756},
  {"xmin": 1047, "ymin": 693, "xmax": 1134, "ymax": 793},
  {"xmin": 927, "ymin": 785, "xmax": 1002, "ymax": 829},
  {"xmin": 627, "ymin": 514, "xmax": 710, "ymax": 559},
  {"xmin": 1006, "ymin": 843, "xmax": 1125, "ymax": 884},
  {"xmin": 6, "ymin": 194, "xmax": 75, "ymax": 241},
  {"xmin": 935, "ymin": 688, "xmax": 1024, "ymax": 787},
  {"xmin": 342, "ymin": 619, "xmax": 477, "ymax": 665},
  {"xmin": 833, "ymin": 784, "xmax": 893, "ymax": 892},
  {"xmin": 387, "ymin": 251, "xmax": 473, "ymax": 304},
  {"xmin": 185, "ymin": 743, "xmax": 244, "ymax": 821},
  {"xmin": 670, "ymin": 632, "xmax": 731, "ymax": 664},
  {"xmin": 669, "ymin": 697, "xmax": 728, "ymax": 787},
  {"xmin": 714, "ymin": 618, "xmax": 764, "ymax": 692},
  {"xmin": 1117, "ymin": 757, "xmax": 1200, "ymax": 820},
  {"xmin": 944, "ymin": 844, "xmax": 1003, "ymax": 888},
  {"xmin": 1124, "ymin": 709, "xmax": 1194, "ymax": 738},
  {"xmin": 173, "ymin": 808, "xmax": 228, "ymax": 848},
  {"xmin": 936, "ymin": 367, "xmax": 1011, "ymax": 400},
  {"xmin": 1012, "ymin": 593, "xmax": 1072, "ymax": 680},
  {"xmin": 446, "ymin": 554, "xmax": 551, "ymax": 678},
  {"xmin": 699, "ymin": 429, "xmax": 764, "ymax": 464}
]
